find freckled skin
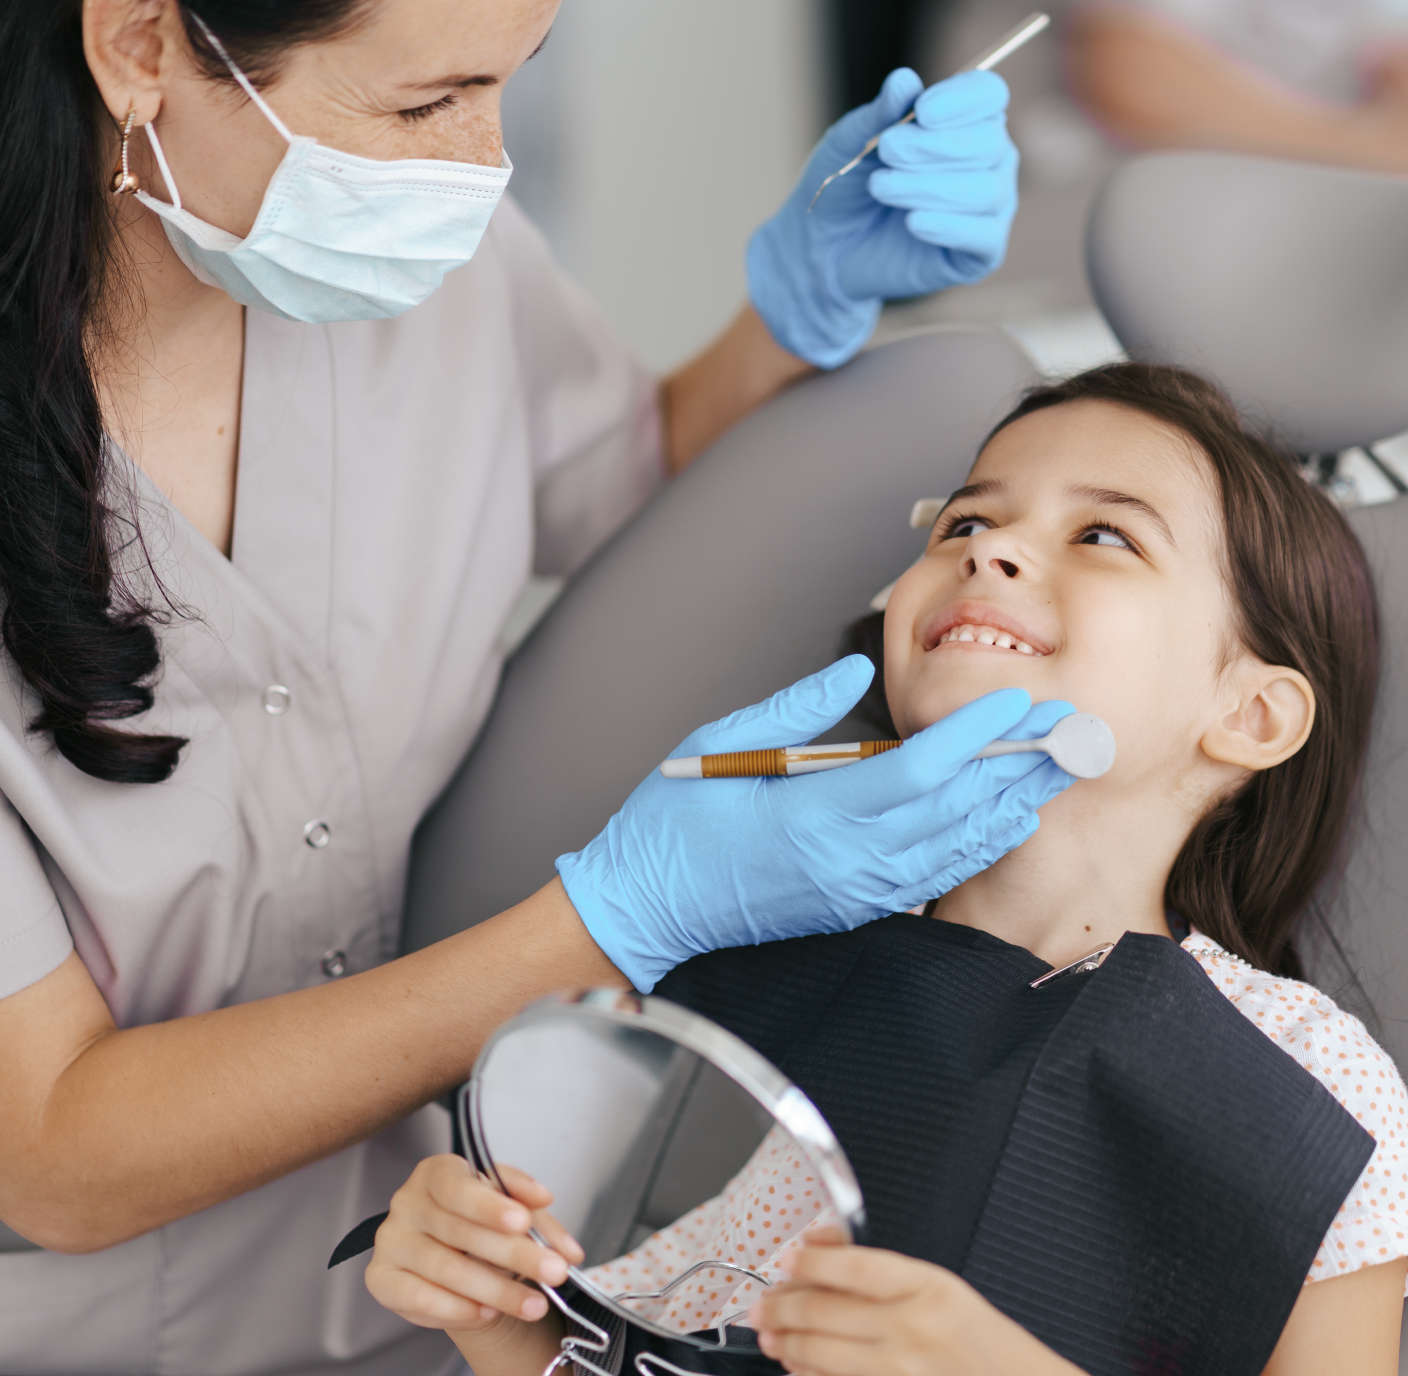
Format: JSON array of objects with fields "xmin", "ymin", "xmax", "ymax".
[{"xmin": 121, "ymin": 0, "xmax": 559, "ymax": 239}]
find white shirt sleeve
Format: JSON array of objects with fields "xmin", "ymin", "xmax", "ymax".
[
  {"xmin": 491, "ymin": 195, "xmax": 665, "ymax": 579},
  {"xmin": 0, "ymin": 790, "xmax": 72, "ymax": 1000},
  {"xmin": 1294, "ymin": 1004, "xmax": 1408, "ymax": 1286}
]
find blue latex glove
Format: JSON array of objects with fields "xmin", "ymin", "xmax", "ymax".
[
  {"xmin": 747, "ymin": 68, "xmax": 1018, "ymax": 369},
  {"xmin": 556, "ymin": 656, "xmax": 1072, "ymax": 992}
]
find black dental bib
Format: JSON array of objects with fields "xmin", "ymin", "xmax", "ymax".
[{"xmin": 635, "ymin": 915, "xmax": 1374, "ymax": 1376}]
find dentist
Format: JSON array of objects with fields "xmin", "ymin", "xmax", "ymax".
[{"xmin": 0, "ymin": 2, "xmax": 1065, "ymax": 1373}]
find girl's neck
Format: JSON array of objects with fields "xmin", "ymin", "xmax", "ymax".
[{"xmin": 931, "ymin": 783, "xmax": 1186, "ymax": 968}]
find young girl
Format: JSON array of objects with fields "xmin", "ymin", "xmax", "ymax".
[{"xmin": 362, "ymin": 364, "xmax": 1406, "ymax": 1374}]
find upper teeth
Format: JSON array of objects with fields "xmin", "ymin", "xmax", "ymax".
[{"xmin": 938, "ymin": 623, "xmax": 1037, "ymax": 654}]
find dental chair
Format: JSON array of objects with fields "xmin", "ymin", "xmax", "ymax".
[
  {"xmin": 399, "ymin": 323, "xmax": 1042, "ymax": 1295},
  {"xmin": 403, "ymin": 325, "xmax": 1039, "ymax": 942},
  {"xmin": 408, "ymin": 153, "xmax": 1408, "ymax": 1053},
  {"xmin": 1087, "ymin": 150, "xmax": 1408, "ymax": 454},
  {"xmin": 407, "ymin": 153, "xmax": 1408, "ymax": 1067},
  {"xmin": 1090, "ymin": 151, "xmax": 1408, "ymax": 1368},
  {"xmin": 404, "ymin": 149, "xmax": 1408, "ymax": 1358},
  {"xmin": 1086, "ymin": 151, "xmax": 1408, "ymax": 1076}
]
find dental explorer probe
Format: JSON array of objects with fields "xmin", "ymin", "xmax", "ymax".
[
  {"xmin": 808, "ymin": 12, "xmax": 1052, "ymax": 212},
  {"xmin": 660, "ymin": 711, "xmax": 1116, "ymax": 781}
]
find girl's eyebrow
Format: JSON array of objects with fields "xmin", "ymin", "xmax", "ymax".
[
  {"xmin": 938, "ymin": 478, "xmax": 1004, "ymax": 515},
  {"xmin": 1067, "ymin": 483, "xmax": 1175, "ymax": 547}
]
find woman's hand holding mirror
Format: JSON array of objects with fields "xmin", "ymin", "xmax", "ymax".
[{"xmin": 364, "ymin": 1155, "xmax": 582, "ymax": 1334}]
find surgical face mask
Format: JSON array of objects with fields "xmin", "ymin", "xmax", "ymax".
[{"xmin": 135, "ymin": 17, "xmax": 511, "ymax": 324}]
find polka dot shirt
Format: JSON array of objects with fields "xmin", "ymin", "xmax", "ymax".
[
  {"xmin": 583, "ymin": 931, "xmax": 1408, "ymax": 1332},
  {"xmin": 1183, "ymin": 929, "xmax": 1408, "ymax": 1293}
]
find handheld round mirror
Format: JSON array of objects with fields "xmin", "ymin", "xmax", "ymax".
[{"xmin": 459, "ymin": 989, "xmax": 865, "ymax": 1364}]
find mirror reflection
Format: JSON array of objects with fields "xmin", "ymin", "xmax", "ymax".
[{"xmin": 465, "ymin": 998, "xmax": 856, "ymax": 1341}]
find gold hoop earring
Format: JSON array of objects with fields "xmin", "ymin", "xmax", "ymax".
[{"xmin": 111, "ymin": 106, "xmax": 140, "ymax": 195}]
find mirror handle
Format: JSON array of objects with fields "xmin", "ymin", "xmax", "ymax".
[{"xmin": 538, "ymin": 1283, "xmax": 617, "ymax": 1376}]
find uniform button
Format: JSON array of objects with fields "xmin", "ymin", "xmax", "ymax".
[
  {"xmin": 262, "ymin": 685, "xmax": 291, "ymax": 715},
  {"xmin": 320, "ymin": 949, "xmax": 348, "ymax": 979},
  {"xmin": 303, "ymin": 820, "xmax": 332, "ymax": 849}
]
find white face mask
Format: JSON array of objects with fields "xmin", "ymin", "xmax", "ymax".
[{"xmin": 135, "ymin": 17, "xmax": 512, "ymax": 324}]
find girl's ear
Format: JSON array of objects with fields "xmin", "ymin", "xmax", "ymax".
[{"xmin": 1201, "ymin": 664, "xmax": 1316, "ymax": 772}]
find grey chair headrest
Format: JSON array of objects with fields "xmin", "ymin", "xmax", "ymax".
[
  {"xmin": 402, "ymin": 327, "xmax": 1038, "ymax": 952},
  {"xmin": 1320, "ymin": 497, "xmax": 1408, "ymax": 1070},
  {"xmin": 1088, "ymin": 152, "xmax": 1408, "ymax": 454}
]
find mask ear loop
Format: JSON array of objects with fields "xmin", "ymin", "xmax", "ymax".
[
  {"xmin": 187, "ymin": 13, "xmax": 296, "ymax": 144},
  {"xmin": 140, "ymin": 15, "xmax": 298, "ymax": 215},
  {"xmin": 142, "ymin": 120, "xmax": 182, "ymax": 211}
]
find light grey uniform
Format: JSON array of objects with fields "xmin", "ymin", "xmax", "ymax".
[{"xmin": 0, "ymin": 195, "xmax": 662, "ymax": 1376}]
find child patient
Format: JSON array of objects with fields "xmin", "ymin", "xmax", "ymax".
[{"xmin": 364, "ymin": 365, "xmax": 1407, "ymax": 1376}]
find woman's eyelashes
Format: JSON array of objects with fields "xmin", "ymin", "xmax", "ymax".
[{"xmin": 398, "ymin": 93, "xmax": 458, "ymax": 123}]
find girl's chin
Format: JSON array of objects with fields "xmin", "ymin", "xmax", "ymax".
[
  {"xmin": 894, "ymin": 701, "xmax": 969, "ymax": 736},
  {"xmin": 897, "ymin": 682, "xmax": 1024, "ymax": 731}
]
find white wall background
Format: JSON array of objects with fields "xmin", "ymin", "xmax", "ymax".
[{"xmin": 501, "ymin": 0, "xmax": 826, "ymax": 372}]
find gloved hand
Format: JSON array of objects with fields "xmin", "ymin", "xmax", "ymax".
[
  {"xmin": 556, "ymin": 656, "xmax": 1072, "ymax": 992},
  {"xmin": 747, "ymin": 68, "xmax": 1018, "ymax": 369}
]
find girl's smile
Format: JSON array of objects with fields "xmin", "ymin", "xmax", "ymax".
[{"xmin": 921, "ymin": 600, "xmax": 1051, "ymax": 655}]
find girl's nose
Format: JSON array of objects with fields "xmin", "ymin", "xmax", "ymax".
[{"xmin": 960, "ymin": 530, "xmax": 1025, "ymax": 582}]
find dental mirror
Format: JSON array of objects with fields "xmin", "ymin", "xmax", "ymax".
[
  {"xmin": 975, "ymin": 711, "xmax": 1116, "ymax": 779},
  {"xmin": 460, "ymin": 989, "xmax": 865, "ymax": 1371}
]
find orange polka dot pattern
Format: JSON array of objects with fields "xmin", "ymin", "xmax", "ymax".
[
  {"xmin": 581, "ymin": 1125, "xmax": 837, "ymax": 1333},
  {"xmin": 1184, "ymin": 930, "xmax": 1408, "ymax": 1294}
]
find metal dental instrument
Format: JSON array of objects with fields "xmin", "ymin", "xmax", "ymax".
[
  {"xmin": 976, "ymin": 712, "xmax": 1116, "ymax": 780},
  {"xmin": 1028, "ymin": 942, "xmax": 1115, "ymax": 988},
  {"xmin": 660, "ymin": 711, "xmax": 1116, "ymax": 781},
  {"xmin": 808, "ymin": 11, "xmax": 1051, "ymax": 212}
]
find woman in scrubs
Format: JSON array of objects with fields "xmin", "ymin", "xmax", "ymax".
[{"xmin": 0, "ymin": 2, "xmax": 1059, "ymax": 1372}]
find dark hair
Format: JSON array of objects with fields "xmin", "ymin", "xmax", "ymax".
[
  {"xmin": 844, "ymin": 363, "xmax": 1380, "ymax": 979},
  {"xmin": 0, "ymin": 1, "xmax": 364, "ymax": 784}
]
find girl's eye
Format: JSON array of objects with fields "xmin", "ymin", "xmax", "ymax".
[
  {"xmin": 399, "ymin": 93, "xmax": 457, "ymax": 123},
  {"xmin": 1076, "ymin": 525, "xmax": 1133, "ymax": 550},
  {"xmin": 940, "ymin": 515, "xmax": 992, "ymax": 540}
]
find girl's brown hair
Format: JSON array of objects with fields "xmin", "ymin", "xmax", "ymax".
[{"xmin": 844, "ymin": 363, "xmax": 1380, "ymax": 978}]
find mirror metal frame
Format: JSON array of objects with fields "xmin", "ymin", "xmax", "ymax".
[{"xmin": 457, "ymin": 988, "xmax": 866, "ymax": 1351}]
